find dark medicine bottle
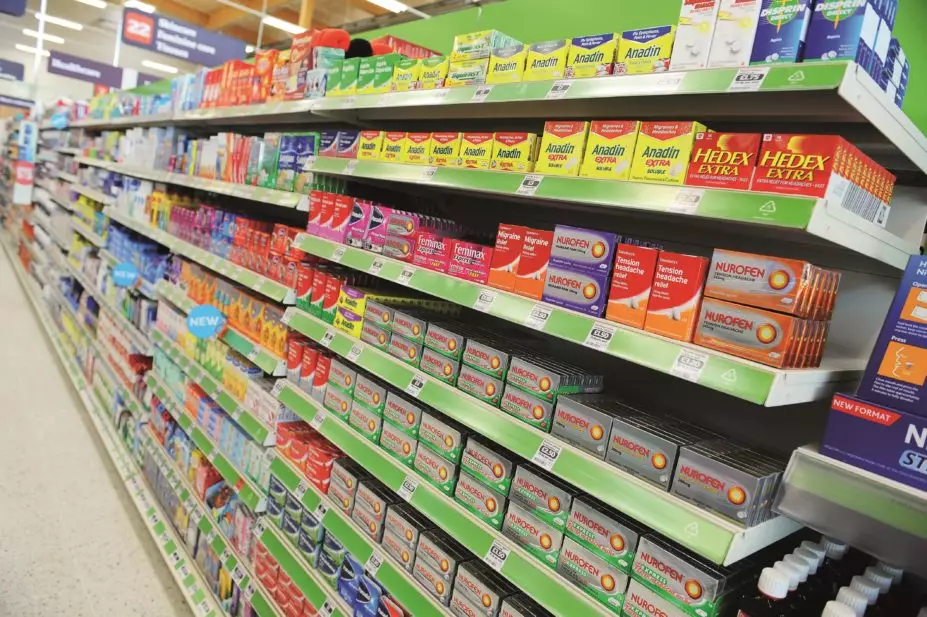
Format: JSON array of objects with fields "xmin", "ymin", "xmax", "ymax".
[{"xmin": 737, "ymin": 568, "xmax": 791, "ymax": 617}]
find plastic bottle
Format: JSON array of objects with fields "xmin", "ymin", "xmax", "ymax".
[
  {"xmin": 737, "ymin": 567, "xmax": 791, "ymax": 616},
  {"xmin": 849, "ymin": 576, "xmax": 880, "ymax": 608},
  {"xmin": 774, "ymin": 561, "xmax": 804, "ymax": 612},
  {"xmin": 794, "ymin": 547, "xmax": 827, "ymax": 609},
  {"xmin": 784, "ymin": 552, "xmax": 815, "ymax": 608},
  {"xmin": 818, "ymin": 537, "xmax": 853, "ymax": 596},
  {"xmin": 822, "ymin": 601, "xmax": 856, "ymax": 617},
  {"xmin": 836, "ymin": 586, "xmax": 869, "ymax": 617},
  {"xmin": 863, "ymin": 567, "xmax": 892, "ymax": 595},
  {"xmin": 875, "ymin": 562, "xmax": 903, "ymax": 584}
]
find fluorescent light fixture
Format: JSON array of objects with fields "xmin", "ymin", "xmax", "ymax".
[
  {"xmin": 15, "ymin": 44, "xmax": 50, "ymax": 57},
  {"xmin": 367, "ymin": 0, "xmax": 429, "ymax": 17},
  {"xmin": 142, "ymin": 59, "xmax": 179, "ymax": 74},
  {"xmin": 22, "ymin": 28, "xmax": 66, "ymax": 44},
  {"xmin": 261, "ymin": 15, "xmax": 305, "ymax": 35},
  {"xmin": 124, "ymin": 0, "xmax": 155, "ymax": 12},
  {"xmin": 34, "ymin": 13, "xmax": 84, "ymax": 30},
  {"xmin": 74, "ymin": 0, "xmax": 108, "ymax": 8},
  {"xmin": 246, "ymin": 45, "xmax": 255, "ymax": 53}
]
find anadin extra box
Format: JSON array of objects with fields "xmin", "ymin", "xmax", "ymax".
[
  {"xmin": 629, "ymin": 121, "xmax": 707, "ymax": 185},
  {"xmin": 579, "ymin": 120, "xmax": 640, "ymax": 180},
  {"xmin": 535, "ymin": 121, "xmax": 590, "ymax": 177}
]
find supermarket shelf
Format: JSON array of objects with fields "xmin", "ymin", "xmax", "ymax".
[
  {"xmin": 76, "ymin": 157, "xmax": 306, "ymax": 209},
  {"xmin": 70, "ymin": 182, "xmax": 115, "ymax": 206},
  {"xmin": 774, "ymin": 445, "xmax": 927, "ymax": 579},
  {"xmin": 35, "ymin": 181, "xmax": 74, "ymax": 212},
  {"xmin": 141, "ymin": 428, "xmax": 282, "ymax": 616},
  {"xmin": 273, "ymin": 380, "xmax": 612, "ymax": 617},
  {"xmin": 157, "ymin": 280, "xmax": 288, "ymax": 376},
  {"xmin": 283, "ymin": 307, "xmax": 802, "ymax": 565},
  {"xmin": 56, "ymin": 146, "xmax": 81, "ymax": 156},
  {"xmin": 105, "ymin": 207, "xmax": 296, "ymax": 305},
  {"xmin": 150, "ymin": 328, "xmax": 277, "ymax": 446},
  {"xmin": 56, "ymin": 170, "xmax": 78, "ymax": 183},
  {"xmin": 70, "ymin": 112, "xmax": 175, "ymax": 129},
  {"xmin": 99, "ymin": 249, "xmax": 158, "ymax": 299},
  {"xmin": 256, "ymin": 522, "xmax": 350, "ymax": 617},
  {"xmin": 291, "ymin": 235, "xmax": 863, "ymax": 407},
  {"xmin": 270, "ymin": 454, "xmax": 451, "ymax": 617},
  {"xmin": 71, "ymin": 217, "xmax": 106, "ymax": 247},
  {"xmin": 147, "ymin": 370, "xmax": 268, "ymax": 513},
  {"xmin": 174, "ymin": 99, "xmax": 323, "ymax": 126}
]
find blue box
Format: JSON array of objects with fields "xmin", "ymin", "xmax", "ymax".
[
  {"xmin": 858, "ymin": 255, "xmax": 927, "ymax": 416},
  {"xmin": 276, "ymin": 134, "xmax": 299, "ymax": 192},
  {"xmin": 320, "ymin": 130, "xmax": 341, "ymax": 157},
  {"xmin": 822, "ymin": 393, "xmax": 927, "ymax": 492},
  {"xmin": 750, "ymin": 0, "xmax": 814, "ymax": 64},
  {"xmin": 804, "ymin": 0, "xmax": 878, "ymax": 68}
]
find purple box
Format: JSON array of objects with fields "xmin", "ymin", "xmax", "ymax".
[
  {"xmin": 320, "ymin": 130, "xmax": 340, "ymax": 157},
  {"xmin": 749, "ymin": 0, "xmax": 813, "ymax": 65},
  {"xmin": 822, "ymin": 393, "xmax": 927, "ymax": 493},
  {"xmin": 364, "ymin": 205, "xmax": 394, "ymax": 254},
  {"xmin": 347, "ymin": 201, "xmax": 372, "ymax": 248},
  {"xmin": 541, "ymin": 264, "xmax": 609, "ymax": 317},
  {"xmin": 337, "ymin": 130, "xmax": 360, "ymax": 159},
  {"xmin": 549, "ymin": 225, "xmax": 617, "ymax": 275}
]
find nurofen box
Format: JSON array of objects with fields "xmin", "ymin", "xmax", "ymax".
[
  {"xmin": 349, "ymin": 403, "xmax": 384, "ymax": 443},
  {"xmin": 388, "ymin": 332, "xmax": 423, "ymax": 367},
  {"xmin": 507, "ymin": 355, "xmax": 604, "ymax": 402},
  {"xmin": 511, "ymin": 464, "xmax": 575, "ymax": 529},
  {"xmin": 420, "ymin": 411, "xmax": 469, "ymax": 463},
  {"xmin": 513, "ymin": 228, "xmax": 554, "ymax": 300},
  {"xmin": 693, "ymin": 298, "xmax": 803, "ymax": 368},
  {"xmin": 708, "ymin": 0, "xmax": 764, "ymax": 68},
  {"xmin": 566, "ymin": 34, "xmax": 618, "ymax": 78},
  {"xmin": 552, "ymin": 394, "xmax": 621, "ymax": 459},
  {"xmin": 557, "ymin": 537, "xmax": 630, "ymax": 612},
  {"xmin": 487, "ymin": 44, "xmax": 528, "ymax": 84},
  {"xmin": 421, "ymin": 347, "xmax": 461, "ymax": 386},
  {"xmin": 455, "ymin": 561, "xmax": 519, "ymax": 617},
  {"xmin": 416, "ymin": 529, "xmax": 470, "ymax": 582},
  {"xmin": 331, "ymin": 457, "xmax": 368, "ymax": 493},
  {"xmin": 392, "ymin": 308, "xmax": 429, "ymax": 343},
  {"xmin": 542, "ymin": 265, "xmax": 610, "ymax": 317},
  {"xmin": 750, "ymin": 0, "xmax": 814, "ymax": 64},
  {"xmin": 684, "ymin": 132, "xmax": 762, "ymax": 190},
  {"xmin": 328, "ymin": 479, "xmax": 356, "ymax": 514},
  {"xmin": 352, "ymin": 501, "xmax": 386, "ymax": 542},
  {"xmin": 669, "ymin": 0, "xmax": 722, "ymax": 71},
  {"xmin": 358, "ymin": 131, "xmax": 385, "ymax": 161},
  {"xmin": 386, "ymin": 502, "xmax": 435, "ymax": 548},
  {"xmin": 392, "ymin": 58, "xmax": 421, "ymax": 92},
  {"xmin": 447, "ymin": 59, "xmax": 489, "ymax": 87},
  {"xmin": 413, "ymin": 559, "xmax": 453, "ymax": 606},
  {"xmin": 643, "ymin": 252, "xmax": 709, "ymax": 343},
  {"xmin": 424, "ymin": 321, "xmax": 466, "ymax": 361},
  {"xmin": 402, "ymin": 132, "xmax": 432, "ymax": 165},
  {"xmin": 535, "ymin": 121, "xmax": 589, "ymax": 177},
  {"xmin": 451, "ymin": 30, "xmax": 522, "ymax": 62},
  {"xmin": 606, "ymin": 244, "xmax": 660, "ymax": 329},
  {"xmin": 566, "ymin": 496, "xmax": 644, "ymax": 575},
  {"xmin": 502, "ymin": 501, "xmax": 564, "ymax": 568},
  {"xmin": 365, "ymin": 300, "xmax": 398, "ymax": 330},
  {"xmin": 420, "ymin": 56, "xmax": 450, "ymax": 89},
  {"xmin": 501, "ymin": 595, "xmax": 554, "ymax": 617},
  {"xmin": 501, "ymin": 384, "xmax": 556, "ymax": 431},
  {"xmin": 459, "ymin": 133, "xmax": 495, "ymax": 169},
  {"xmin": 629, "ymin": 121, "xmax": 707, "ymax": 185},
  {"xmin": 360, "ymin": 321, "xmax": 390, "ymax": 351},
  {"xmin": 451, "ymin": 589, "xmax": 484, "ymax": 617},
  {"xmin": 384, "ymin": 391, "xmax": 424, "ymax": 437},
  {"xmin": 550, "ymin": 225, "xmax": 618, "ymax": 275},
  {"xmin": 324, "ymin": 385, "xmax": 353, "ymax": 422},
  {"xmin": 524, "ymin": 40, "xmax": 570, "ymax": 82},
  {"xmin": 616, "ymin": 26, "xmax": 676, "ymax": 74},
  {"xmin": 414, "ymin": 443, "xmax": 459, "ymax": 495},
  {"xmin": 490, "ymin": 133, "xmax": 540, "ymax": 173},
  {"xmin": 328, "ymin": 358, "xmax": 357, "ymax": 395},
  {"xmin": 579, "ymin": 120, "xmax": 640, "ymax": 180},
  {"xmin": 356, "ymin": 479, "xmax": 399, "ymax": 522},
  {"xmin": 382, "ymin": 529, "xmax": 416, "ymax": 572},
  {"xmin": 379, "ymin": 419, "xmax": 418, "ymax": 466},
  {"xmin": 455, "ymin": 471, "xmax": 507, "ymax": 529},
  {"xmin": 622, "ymin": 579, "xmax": 688, "ymax": 617},
  {"xmin": 457, "ymin": 364, "xmax": 505, "ymax": 407},
  {"xmin": 489, "ymin": 224, "xmax": 527, "ymax": 292},
  {"xmin": 429, "ymin": 132, "xmax": 463, "ymax": 167},
  {"xmin": 380, "ymin": 132, "xmax": 406, "ymax": 163},
  {"xmin": 461, "ymin": 436, "xmax": 516, "ymax": 495}
]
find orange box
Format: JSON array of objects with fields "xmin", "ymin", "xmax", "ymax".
[
  {"xmin": 694, "ymin": 298, "xmax": 804, "ymax": 368},
  {"xmin": 488, "ymin": 223, "xmax": 526, "ymax": 292},
  {"xmin": 605, "ymin": 244, "xmax": 659, "ymax": 329},
  {"xmin": 685, "ymin": 132, "xmax": 762, "ymax": 190},
  {"xmin": 513, "ymin": 228, "xmax": 553, "ymax": 300},
  {"xmin": 643, "ymin": 252, "xmax": 709, "ymax": 342}
]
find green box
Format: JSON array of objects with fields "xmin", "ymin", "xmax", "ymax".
[
  {"xmin": 413, "ymin": 442, "xmax": 459, "ymax": 496},
  {"xmin": 350, "ymin": 403, "xmax": 383, "ymax": 443},
  {"xmin": 323, "ymin": 387, "xmax": 353, "ymax": 422},
  {"xmin": 454, "ymin": 472, "xmax": 506, "ymax": 530},
  {"xmin": 326, "ymin": 61, "xmax": 344, "ymax": 96},
  {"xmin": 340, "ymin": 58, "xmax": 360, "ymax": 95},
  {"xmin": 378, "ymin": 419, "xmax": 418, "ymax": 467},
  {"xmin": 259, "ymin": 132, "xmax": 281, "ymax": 189},
  {"xmin": 419, "ymin": 411, "xmax": 468, "ymax": 464}
]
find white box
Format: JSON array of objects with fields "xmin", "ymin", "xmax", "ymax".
[
  {"xmin": 707, "ymin": 0, "xmax": 763, "ymax": 68},
  {"xmin": 670, "ymin": 0, "xmax": 722, "ymax": 71}
]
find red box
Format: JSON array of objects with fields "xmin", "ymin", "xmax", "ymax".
[
  {"xmin": 323, "ymin": 274, "xmax": 344, "ymax": 317},
  {"xmin": 513, "ymin": 228, "xmax": 554, "ymax": 300},
  {"xmin": 296, "ymin": 263, "xmax": 315, "ymax": 305},
  {"xmin": 307, "ymin": 190, "xmax": 324, "ymax": 234},
  {"xmin": 328, "ymin": 195, "xmax": 354, "ymax": 242},
  {"xmin": 412, "ymin": 232, "xmax": 453, "ymax": 273},
  {"xmin": 448, "ymin": 240, "xmax": 493, "ymax": 284},
  {"xmin": 685, "ymin": 132, "xmax": 761, "ymax": 191},
  {"xmin": 318, "ymin": 192, "xmax": 337, "ymax": 235},
  {"xmin": 488, "ymin": 224, "xmax": 526, "ymax": 292},
  {"xmin": 310, "ymin": 270, "xmax": 328, "ymax": 313},
  {"xmin": 300, "ymin": 345, "xmax": 319, "ymax": 384},
  {"xmin": 605, "ymin": 244, "xmax": 659, "ymax": 329},
  {"xmin": 314, "ymin": 353, "xmax": 332, "ymax": 393}
]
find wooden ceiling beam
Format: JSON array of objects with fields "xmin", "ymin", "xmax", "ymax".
[
  {"xmin": 345, "ymin": 0, "xmax": 388, "ymax": 17},
  {"xmin": 206, "ymin": 0, "xmax": 294, "ymax": 30},
  {"xmin": 144, "ymin": 0, "xmax": 209, "ymax": 25}
]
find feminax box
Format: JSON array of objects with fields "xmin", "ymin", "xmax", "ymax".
[{"xmin": 822, "ymin": 393, "xmax": 927, "ymax": 493}]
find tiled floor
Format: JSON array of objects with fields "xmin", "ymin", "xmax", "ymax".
[{"xmin": 0, "ymin": 249, "xmax": 191, "ymax": 617}]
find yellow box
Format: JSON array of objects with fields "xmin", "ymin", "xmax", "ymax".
[
  {"xmin": 451, "ymin": 30, "xmax": 521, "ymax": 62},
  {"xmin": 420, "ymin": 56, "xmax": 449, "ymax": 89},
  {"xmin": 490, "ymin": 132, "xmax": 539, "ymax": 173},
  {"xmin": 392, "ymin": 58, "xmax": 421, "ymax": 92},
  {"xmin": 459, "ymin": 133, "xmax": 495, "ymax": 169},
  {"xmin": 579, "ymin": 121, "xmax": 640, "ymax": 180},
  {"xmin": 401, "ymin": 132, "xmax": 432, "ymax": 165},
  {"xmin": 616, "ymin": 25, "xmax": 675, "ymax": 75},
  {"xmin": 486, "ymin": 44, "xmax": 527, "ymax": 84},
  {"xmin": 535, "ymin": 121, "xmax": 589, "ymax": 176},
  {"xmin": 429, "ymin": 132, "xmax": 462, "ymax": 166},
  {"xmin": 446, "ymin": 59, "xmax": 489, "ymax": 88},
  {"xmin": 357, "ymin": 131, "xmax": 385, "ymax": 161},
  {"xmin": 629, "ymin": 121, "xmax": 707, "ymax": 185},
  {"xmin": 566, "ymin": 34, "xmax": 618, "ymax": 78},
  {"xmin": 334, "ymin": 309, "xmax": 363, "ymax": 338},
  {"xmin": 524, "ymin": 40, "xmax": 570, "ymax": 82},
  {"xmin": 381, "ymin": 132, "xmax": 407, "ymax": 163}
]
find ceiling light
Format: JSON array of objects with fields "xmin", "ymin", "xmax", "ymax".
[
  {"xmin": 142, "ymin": 59, "xmax": 178, "ymax": 74},
  {"xmin": 22, "ymin": 29, "xmax": 66, "ymax": 44},
  {"xmin": 124, "ymin": 0, "xmax": 156, "ymax": 12},
  {"xmin": 34, "ymin": 13, "xmax": 84, "ymax": 30},
  {"xmin": 74, "ymin": 0, "xmax": 108, "ymax": 8},
  {"xmin": 261, "ymin": 15, "xmax": 305, "ymax": 35},
  {"xmin": 246, "ymin": 45, "xmax": 255, "ymax": 53},
  {"xmin": 15, "ymin": 44, "xmax": 51, "ymax": 57},
  {"xmin": 366, "ymin": 0, "xmax": 410, "ymax": 12}
]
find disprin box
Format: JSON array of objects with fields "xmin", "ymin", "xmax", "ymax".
[
  {"xmin": 535, "ymin": 121, "xmax": 590, "ymax": 177},
  {"xmin": 750, "ymin": 0, "xmax": 814, "ymax": 64},
  {"xmin": 684, "ymin": 132, "xmax": 762, "ymax": 190},
  {"xmin": 629, "ymin": 121, "xmax": 707, "ymax": 185},
  {"xmin": 579, "ymin": 120, "xmax": 640, "ymax": 180}
]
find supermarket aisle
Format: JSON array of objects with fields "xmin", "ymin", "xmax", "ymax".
[{"xmin": 0, "ymin": 252, "xmax": 190, "ymax": 617}]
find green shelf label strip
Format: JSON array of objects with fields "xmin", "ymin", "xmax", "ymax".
[
  {"xmin": 283, "ymin": 307, "xmax": 801, "ymax": 565},
  {"xmin": 270, "ymin": 455, "xmax": 451, "ymax": 617},
  {"xmin": 291, "ymin": 234, "xmax": 778, "ymax": 405},
  {"xmin": 274, "ymin": 381, "xmax": 609, "ymax": 617}
]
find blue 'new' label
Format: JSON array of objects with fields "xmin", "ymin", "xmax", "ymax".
[
  {"xmin": 187, "ymin": 305, "xmax": 227, "ymax": 340},
  {"xmin": 112, "ymin": 262, "xmax": 140, "ymax": 288}
]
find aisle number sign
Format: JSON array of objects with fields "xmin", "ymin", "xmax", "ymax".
[{"xmin": 188, "ymin": 305, "xmax": 227, "ymax": 339}]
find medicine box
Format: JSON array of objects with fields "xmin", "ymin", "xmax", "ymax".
[
  {"xmin": 606, "ymin": 244, "xmax": 660, "ymax": 329},
  {"xmin": 566, "ymin": 33, "xmax": 618, "ymax": 78},
  {"xmin": 629, "ymin": 121, "xmax": 707, "ymax": 185},
  {"xmin": 524, "ymin": 39, "xmax": 570, "ymax": 82},
  {"xmin": 805, "ymin": 0, "xmax": 878, "ymax": 66},
  {"xmin": 579, "ymin": 120, "xmax": 640, "ymax": 180},
  {"xmin": 749, "ymin": 0, "xmax": 814, "ymax": 64},
  {"xmin": 708, "ymin": 0, "xmax": 764, "ymax": 68},
  {"xmin": 446, "ymin": 59, "xmax": 489, "ymax": 87},
  {"xmin": 451, "ymin": 30, "xmax": 522, "ymax": 62},
  {"xmin": 420, "ymin": 56, "xmax": 450, "ymax": 89},
  {"xmin": 535, "ymin": 121, "xmax": 590, "ymax": 177},
  {"xmin": 669, "ymin": 0, "xmax": 721, "ymax": 71},
  {"xmin": 487, "ymin": 44, "xmax": 528, "ymax": 84},
  {"xmin": 684, "ymin": 132, "xmax": 762, "ymax": 191},
  {"xmin": 616, "ymin": 25, "xmax": 675, "ymax": 74},
  {"xmin": 643, "ymin": 251, "xmax": 709, "ymax": 343}
]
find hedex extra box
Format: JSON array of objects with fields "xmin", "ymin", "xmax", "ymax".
[
  {"xmin": 643, "ymin": 251, "xmax": 709, "ymax": 343},
  {"xmin": 513, "ymin": 228, "xmax": 554, "ymax": 300},
  {"xmin": 566, "ymin": 496, "xmax": 646, "ymax": 575},
  {"xmin": 502, "ymin": 501, "xmax": 564, "ymax": 567},
  {"xmin": 556, "ymin": 537, "xmax": 630, "ymax": 612},
  {"xmin": 684, "ymin": 132, "xmax": 762, "ymax": 191},
  {"xmin": 606, "ymin": 244, "xmax": 660, "ymax": 329}
]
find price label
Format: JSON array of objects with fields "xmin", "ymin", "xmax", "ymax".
[
  {"xmin": 231, "ymin": 565, "xmax": 246, "ymax": 584},
  {"xmin": 471, "ymin": 85, "xmax": 493, "ymax": 102},
  {"xmin": 405, "ymin": 372, "xmax": 427, "ymax": 397},
  {"xmin": 347, "ymin": 344, "xmax": 363, "ymax": 362},
  {"xmin": 332, "ymin": 246, "xmax": 346, "ymax": 262},
  {"xmin": 320, "ymin": 329, "xmax": 336, "ymax": 348},
  {"xmin": 310, "ymin": 410, "xmax": 326, "ymax": 430},
  {"xmin": 271, "ymin": 379, "xmax": 286, "ymax": 398},
  {"xmin": 252, "ymin": 279, "xmax": 265, "ymax": 292},
  {"xmin": 398, "ymin": 476, "xmax": 419, "ymax": 501},
  {"xmin": 545, "ymin": 80, "xmax": 572, "ymax": 99},
  {"xmin": 421, "ymin": 166, "xmax": 437, "ymax": 181},
  {"xmin": 244, "ymin": 582, "xmax": 257, "ymax": 599},
  {"xmin": 397, "ymin": 266, "xmax": 415, "ymax": 286},
  {"xmin": 220, "ymin": 548, "xmax": 232, "ymax": 564},
  {"xmin": 473, "ymin": 290, "xmax": 496, "ymax": 313},
  {"xmin": 524, "ymin": 304, "xmax": 552, "ymax": 330},
  {"xmin": 198, "ymin": 600, "xmax": 212, "ymax": 615},
  {"xmin": 246, "ymin": 348, "xmax": 259, "ymax": 362},
  {"xmin": 729, "ymin": 67, "xmax": 770, "ymax": 92},
  {"xmin": 484, "ymin": 539, "xmax": 511, "ymax": 572},
  {"xmin": 344, "ymin": 160, "xmax": 358, "ymax": 175},
  {"xmin": 190, "ymin": 510, "xmax": 203, "ymax": 527},
  {"xmin": 281, "ymin": 310, "xmax": 294, "ymax": 327},
  {"xmin": 206, "ymin": 530, "xmax": 217, "ymax": 544},
  {"xmin": 341, "ymin": 96, "xmax": 356, "ymax": 109},
  {"xmin": 296, "ymin": 195, "xmax": 311, "ymax": 212},
  {"xmin": 516, "ymin": 174, "xmax": 544, "ymax": 196},
  {"xmin": 160, "ymin": 531, "xmax": 170, "ymax": 544},
  {"xmin": 318, "ymin": 601, "xmax": 335, "ymax": 617},
  {"xmin": 179, "ymin": 563, "xmax": 191, "ymax": 578},
  {"xmin": 368, "ymin": 258, "xmax": 385, "ymax": 276},
  {"xmin": 378, "ymin": 93, "xmax": 395, "ymax": 107},
  {"xmin": 433, "ymin": 89, "xmax": 449, "ymax": 101},
  {"xmin": 364, "ymin": 550, "xmax": 385, "ymax": 575},
  {"xmin": 207, "ymin": 450, "xmax": 217, "ymax": 463},
  {"xmin": 231, "ymin": 407, "xmax": 243, "ymax": 422},
  {"xmin": 654, "ymin": 73, "xmax": 685, "ymax": 90},
  {"xmin": 293, "ymin": 481, "xmax": 309, "ymax": 500},
  {"xmin": 253, "ymin": 520, "xmax": 266, "ymax": 537},
  {"xmin": 666, "ymin": 187, "xmax": 705, "ymax": 215},
  {"xmin": 583, "ymin": 321, "xmax": 617, "ymax": 351},
  {"xmin": 314, "ymin": 501, "xmax": 329, "ymax": 520},
  {"xmin": 171, "ymin": 550, "xmax": 182, "ymax": 564},
  {"xmin": 671, "ymin": 348, "xmax": 709, "ymax": 383},
  {"xmin": 532, "ymin": 439, "xmax": 562, "ymax": 471}
]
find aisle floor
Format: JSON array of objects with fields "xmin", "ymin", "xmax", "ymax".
[{"xmin": 0, "ymin": 250, "xmax": 190, "ymax": 616}]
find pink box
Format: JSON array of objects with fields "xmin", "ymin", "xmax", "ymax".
[
  {"xmin": 324, "ymin": 194, "xmax": 353, "ymax": 242},
  {"xmin": 383, "ymin": 235, "xmax": 415, "ymax": 261},
  {"xmin": 316, "ymin": 192, "xmax": 336, "ymax": 238},
  {"xmin": 306, "ymin": 190, "xmax": 324, "ymax": 235},
  {"xmin": 346, "ymin": 200, "xmax": 372, "ymax": 248},
  {"xmin": 365, "ymin": 205, "xmax": 394, "ymax": 253},
  {"xmin": 412, "ymin": 233, "xmax": 453, "ymax": 273},
  {"xmin": 448, "ymin": 240, "xmax": 493, "ymax": 284}
]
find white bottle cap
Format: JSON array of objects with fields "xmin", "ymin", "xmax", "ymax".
[
  {"xmin": 802, "ymin": 540, "xmax": 826, "ymax": 559},
  {"xmin": 876, "ymin": 561, "xmax": 903, "ymax": 584},
  {"xmin": 823, "ymin": 601, "xmax": 856, "ymax": 617},
  {"xmin": 774, "ymin": 560, "xmax": 801, "ymax": 591},
  {"xmin": 820, "ymin": 537, "xmax": 848, "ymax": 560},
  {"xmin": 757, "ymin": 567, "xmax": 789, "ymax": 600},
  {"xmin": 784, "ymin": 554, "xmax": 811, "ymax": 582},
  {"xmin": 850, "ymin": 576, "xmax": 880, "ymax": 606},
  {"xmin": 795, "ymin": 547, "xmax": 822, "ymax": 574},
  {"xmin": 864, "ymin": 566, "xmax": 892, "ymax": 594},
  {"xmin": 836, "ymin": 587, "xmax": 868, "ymax": 617}
]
